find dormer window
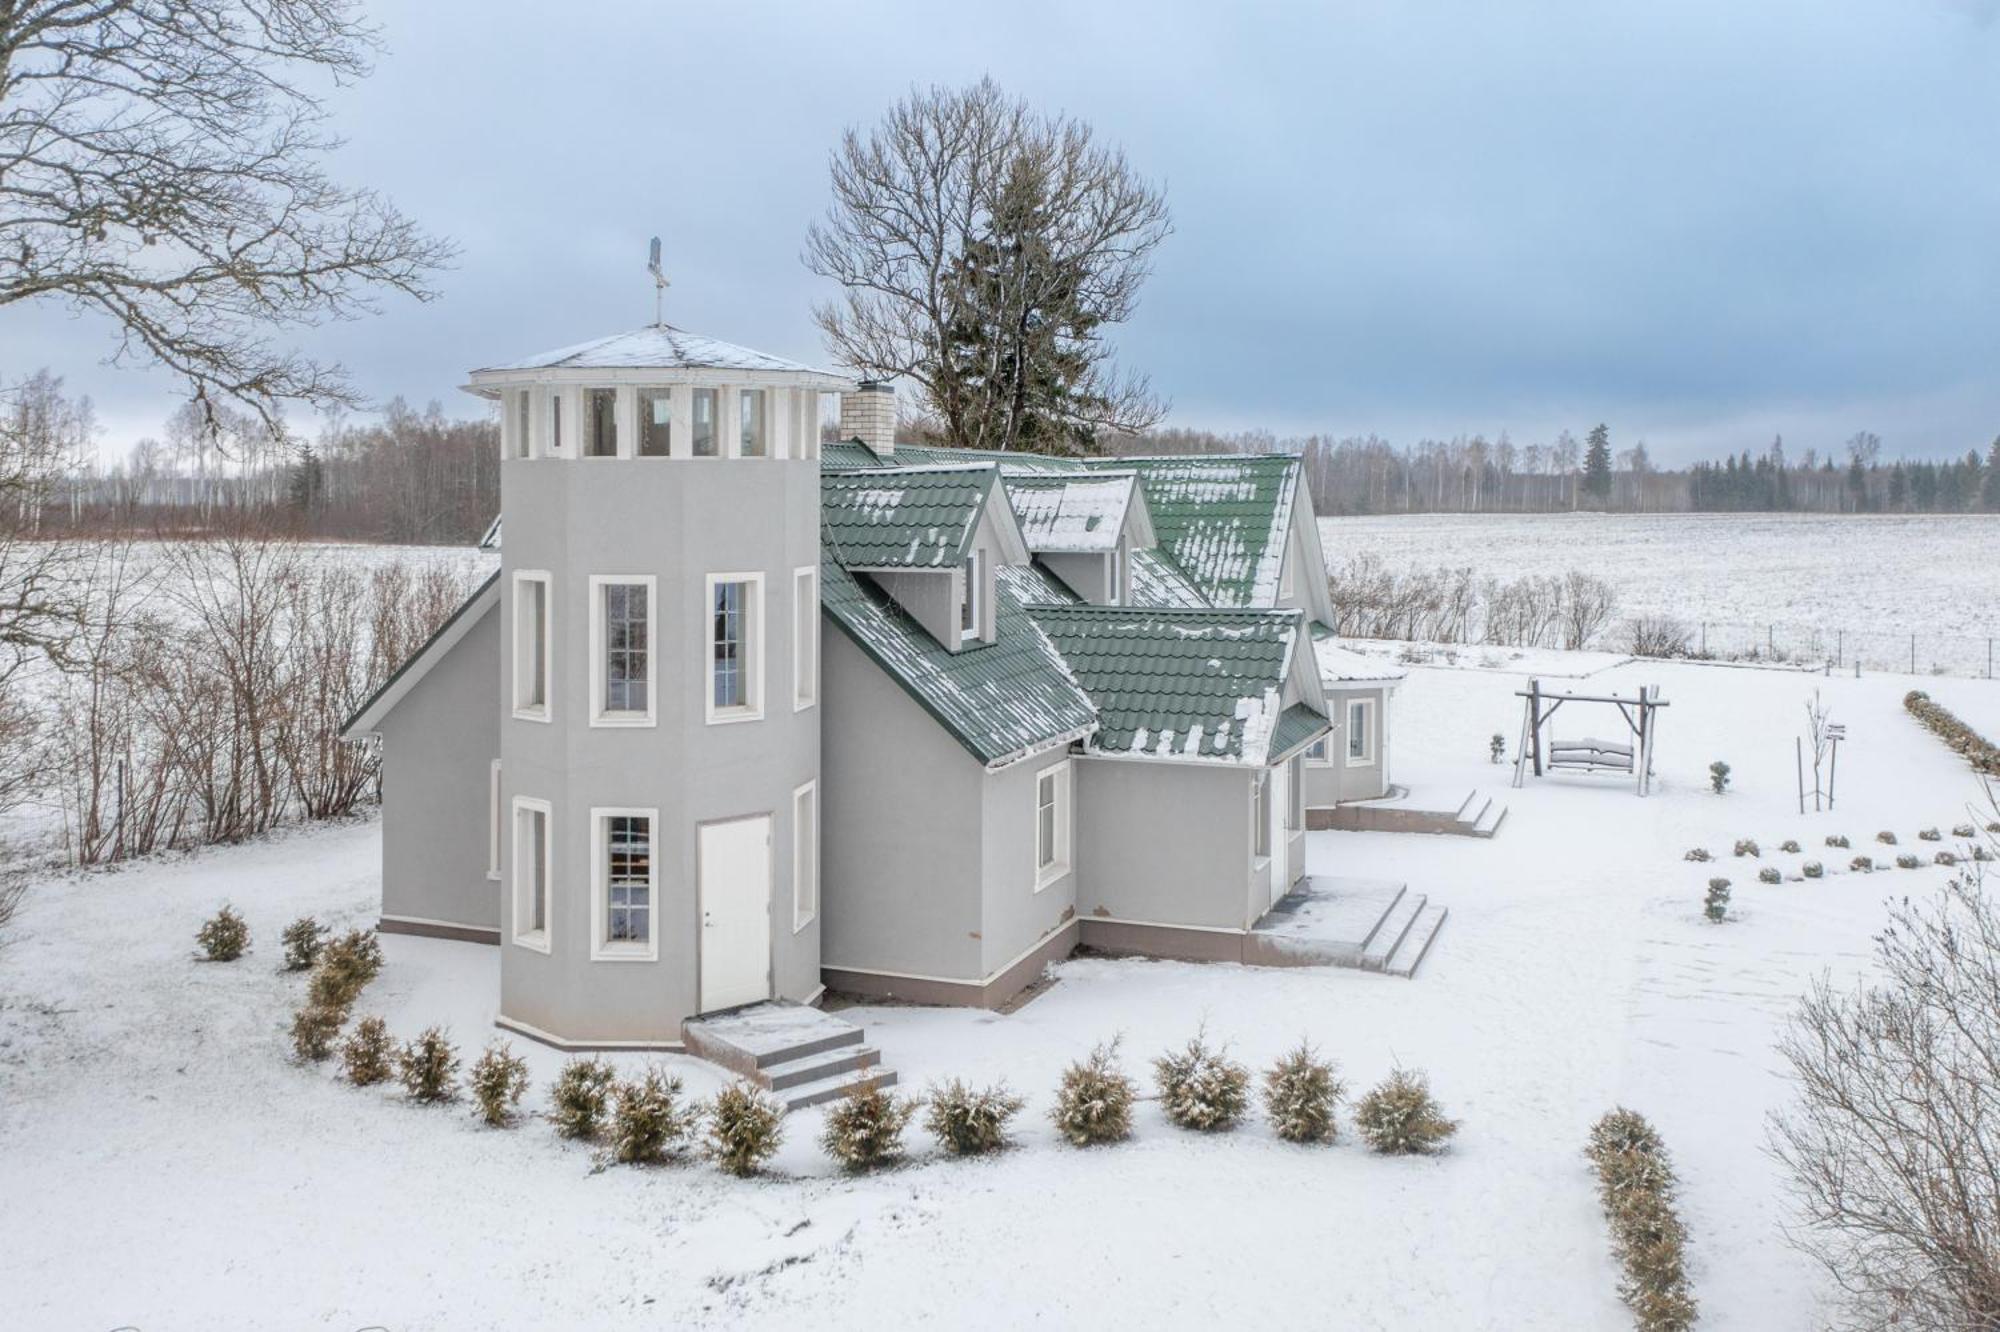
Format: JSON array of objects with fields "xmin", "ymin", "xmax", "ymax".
[
  {"xmin": 692, "ymin": 389, "xmax": 718, "ymax": 457},
  {"xmin": 586, "ymin": 389, "xmax": 618, "ymax": 457},
  {"xmin": 740, "ymin": 389, "xmax": 767, "ymax": 457},
  {"xmin": 961, "ymin": 549, "xmax": 985, "ymax": 643}
]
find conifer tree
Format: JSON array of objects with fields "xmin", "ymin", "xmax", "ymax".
[
  {"xmin": 1582, "ymin": 424, "xmax": 1614, "ymax": 501},
  {"xmin": 1984, "ymin": 437, "xmax": 2000, "ymax": 510}
]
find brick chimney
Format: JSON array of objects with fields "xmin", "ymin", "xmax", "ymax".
[{"xmin": 840, "ymin": 381, "xmax": 896, "ymax": 458}]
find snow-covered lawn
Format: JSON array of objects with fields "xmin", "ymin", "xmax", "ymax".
[{"xmin": 2, "ymin": 654, "xmax": 1994, "ymax": 1329}]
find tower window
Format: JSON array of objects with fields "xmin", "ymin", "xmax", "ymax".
[
  {"xmin": 740, "ymin": 389, "xmax": 767, "ymax": 458},
  {"xmin": 691, "ymin": 389, "xmax": 718, "ymax": 457},
  {"xmin": 511, "ymin": 797, "xmax": 552, "ymax": 952},
  {"xmin": 549, "ymin": 393, "xmax": 564, "ymax": 454},
  {"xmin": 586, "ymin": 388, "xmax": 618, "ymax": 457},
  {"xmin": 512, "ymin": 391, "xmax": 532, "ymax": 459},
  {"xmin": 706, "ymin": 573, "xmax": 764, "ymax": 722},
  {"xmin": 793, "ymin": 566, "xmax": 818, "ymax": 710},
  {"xmin": 512, "ymin": 571, "xmax": 552, "ymax": 721},
  {"xmin": 591, "ymin": 576, "xmax": 655, "ymax": 724},
  {"xmin": 637, "ymin": 388, "xmax": 672, "ymax": 457}
]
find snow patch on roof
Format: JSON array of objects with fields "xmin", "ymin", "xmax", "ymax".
[
  {"xmin": 1004, "ymin": 473, "xmax": 1136, "ymax": 554},
  {"xmin": 479, "ymin": 325, "xmax": 843, "ymax": 377}
]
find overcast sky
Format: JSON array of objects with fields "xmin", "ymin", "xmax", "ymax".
[{"xmin": 9, "ymin": 0, "xmax": 2000, "ymax": 464}]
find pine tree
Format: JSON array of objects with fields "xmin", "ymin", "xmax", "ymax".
[
  {"xmin": 1984, "ymin": 437, "xmax": 2000, "ymax": 511},
  {"xmin": 1582, "ymin": 424, "xmax": 1613, "ymax": 501}
]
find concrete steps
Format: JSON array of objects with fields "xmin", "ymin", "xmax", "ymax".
[
  {"xmin": 1248, "ymin": 877, "xmax": 1445, "ymax": 978},
  {"xmin": 1315, "ymin": 786, "xmax": 1508, "ymax": 839},
  {"xmin": 681, "ymin": 1003, "xmax": 898, "ymax": 1112},
  {"xmin": 1359, "ymin": 889, "xmax": 1425, "ymax": 971},
  {"xmin": 1384, "ymin": 904, "xmax": 1448, "ymax": 978}
]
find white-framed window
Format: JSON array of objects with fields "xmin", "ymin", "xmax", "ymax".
[
  {"xmin": 740, "ymin": 389, "xmax": 767, "ymax": 457},
  {"xmin": 511, "ymin": 570, "xmax": 552, "ymax": 722},
  {"xmin": 585, "ymin": 388, "xmax": 618, "ymax": 457},
  {"xmin": 691, "ymin": 388, "xmax": 719, "ymax": 457},
  {"xmin": 1347, "ymin": 698, "xmax": 1376, "ymax": 766},
  {"xmin": 1034, "ymin": 760, "xmax": 1073, "ymax": 890},
  {"xmin": 487, "ymin": 760, "xmax": 502, "ymax": 880},
  {"xmin": 1287, "ymin": 755, "xmax": 1304, "ymax": 831},
  {"xmin": 706, "ymin": 572, "xmax": 764, "ymax": 722},
  {"xmin": 793, "ymin": 780, "xmax": 818, "ymax": 932},
  {"xmin": 589, "ymin": 575, "xmax": 656, "ymax": 726},
  {"xmin": 1252, "ymin": 771, "xmax": 1272, "ymax": 861},
  {"xmin": 511, "ymin": 796, "xmax": 552, "ymax": 952},
  {"xmin": 961, "ymin": 548, "xmax": 984, "ymax": 643},
  {"xmin": 590, "ymin": 807, "xmax": 657, "ymax": 961},
  {"xmin": 510, "ymin": 390, "xmax": 533, "ymax": 459},
  {"xmin": 637, "ymin": 387, "xmax": 672, "ymax": 457},
  {"xmin": 1304, "ymin": 735, "xmax": 1331, "ymax": 765},
  {"xmin": 548, "ymin": 390, "xmax": 566, "ymax": 455},
  {"xmin": 1107, "ymin": 547, "xmax": 1123, "ymax": 605},
  {"xmin": 793, "ymin": 566, "xmax": 818, "ymax": 711}
]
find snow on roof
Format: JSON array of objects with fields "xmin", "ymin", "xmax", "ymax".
[
  {"xmin": 1309, "ymin": 625, "xmax": 1409, "ymax": 686},
  {"xmin": 1103, "ymin": 455, "xmax": 1299, "ymax": 609},
  {"xmin": 1003, "ymin": 473, "xmax": 1137, "ymax": 553},
  {"xmin": 476, "ymin": 324, "xmax": 845, "ymax": 377}
]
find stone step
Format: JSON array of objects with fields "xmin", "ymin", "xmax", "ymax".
[
  {"xmin": 1351, "ymin": 884, "xmax": 1409, "ymax": 955},
  {"xmin": 681, "ymin": 1002, "xmax": 864, "ymax": 1078},
  {"xmin": 1360, "ymin": 890, "xmax": 1426, "ymax": 971},
  {"xmin": 1452, "ymin": 789, "xmax": 1483, "ymax": 821},
  {"xmin": 1384, "ymin": 904, "xmax": 1447, "ymax": 978},
  {"xmin": 760, "ymin": 1043, "xmax": 882, "ymax": 1092},
  {"xmin": 1471, "ymin": 803, "xmax": 1508, "ymax": 838},
  {"xmin": 1454, "ymin": 792, "xmax": 1492, "ymax": 830},
  {"xmin": 781, "ymin": 1065, "xmax": 900, "ymax": 1112}
]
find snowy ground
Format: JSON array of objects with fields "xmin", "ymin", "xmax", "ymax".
[{"xmin": 3, "ymin": 653, "xmax": 1995, "ymax": 1329}]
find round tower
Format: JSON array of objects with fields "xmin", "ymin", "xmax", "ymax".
[{"xmin": 464, "ymin": 325, "xmax": 850, "ymax": 1047}]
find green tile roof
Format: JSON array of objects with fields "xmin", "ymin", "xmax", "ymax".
[
  {"xmin": 1026, "ymin": 605, "xmax": 1305, "ymax": 765},
  {"xmin": 820, "ymin": 465, "xmax": 994, "ymax": 569},
  {"xmin": 1128, "ymin": 547, "xmax": 1209, "ymax": 608},
  {"xmin": 1002, "ymin": 472, "xmax": 1137, "ymax": 553},
  {"xmin": 823, "ymin": 439, "xmax": 1085, "ymax": 474},
  {"xmin": 1103, "ymin": 455, "xmax": 1298, "ymax": 608},
  {"xmin": 1269, "ymin": 703, "xmax": 1332, "ymax": 759},
  {"xmin": 820, "ymin": 542, "xmax": 1097, "ymax": 767}
]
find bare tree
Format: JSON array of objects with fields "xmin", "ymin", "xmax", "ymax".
[
  {"xmin": 0, "ymin": 0, "xmax": 452, "ymax": 430},
  {"xmin": 804, "ymin": 78, "xmax": 1170, "ymax": 453},
  {"xmin": 1769, "ymin": 856, "xmax": 2000, "ymax": 1331}
]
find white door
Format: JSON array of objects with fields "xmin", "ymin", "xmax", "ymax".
[
  {"xmin": 1268, "ymin": 763, "xmax": 1290, "ymax": 907},
  {"xmin": 699, "ymin": 814, "xmax": 773, "ymax": 1012}
]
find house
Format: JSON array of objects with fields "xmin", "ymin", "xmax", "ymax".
[{"xmin": 341, "ymin": 321, "xmax": 1403, "ymax": 1050}]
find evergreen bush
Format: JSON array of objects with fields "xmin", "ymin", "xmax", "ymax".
[
  {"xmin": 1051, "ymin": 1040, "xmax": 1135, "ymax": 1147},
  {"xmin": 549, "ymin": 1056, "xmax": 618, "ymax": 1141},
  {"xmin": 1918, "ymin": 827, "xmax": 1942, "ymax": 842},
  {"xmin": 1703, "ymin": 879, "xmax": 1730, "ymax": 923},
  {"xmin": 1353, "ymin": 1068, "xmax": 1458, "ymax": 1155},
  {"xmin": 468, "ymin": 1041, "xmax": 531, "ymax": 1128},
  {"xmin": 1586, "ymin": 1108, "xmax": 1697, "ymax": 1332},
  {"xmin": 1708, "ymin": 761, "xmax": 1730, "ymax": 794},
  {"xmin": 1851, "ymin": 855, "xmax": 1875, "ymax": 872},
  {"xmin": 341, "ymin": 1016, "xmax": 394, "ymax": 1086},
  {"xmin": 309, "ymin": 929, "xmax": 384, "ymax": 1009},
  {"xmin": 1802, "ymin": 860, "xmax": 1824, "ymax": 879},
  {"xmin": 397, "ymin": 1026, "xmax": 460, "ymax": 1103},
  {"xmin": 1153, "ymin": 1031, "xmax": 1251, "ymax": 1132},
  {"xmin": 1758, "ymin": 867, "xmax": 1782, "ymax": 885},
  {"xmin": 1489, "ymin": 733, "xmax": 1505, "ymax": 764},
  {"xmin": 1733, "ymin": 839, "xmax": 1759, "ymax": 858},
  {"xmin": 280, "ymin": 916, "xmax": 326, "ymax": 972},
  {"xmin": 923, "ymin": 1079, "xmax": 1025, "ymax": 1156},
  {"xmin": 1682, "ymin": 848, "xmax": 1710, "ymax": 863},
  {"xmin": 610, "ymin": 1067, "xmax": 697, "ymax": 1164},
  {"xmin": 1896, "ymin": 854, "xmax": 1922, "ymax": 870},
  {"xmin": 289, "ymin": 1003, "xmax": 344, "ymax": 1061},
  {"xmin": 1876, "ymin": 830, "xmax": 1898, "ymax": 845},
  {"xmin": 1262, "ymin": 1042, "xmax": 1343, "ymax": 1145},
  {"xmin": 1935, "ymin": 850, "xmax": 1959, "ymax": 867},
  {"xmin": 705, "ymin": 1080, "xmax": 784, "ymax": 1176},
  {"xmin": 1825, "ymin": 834, "xmax": 1850, "ymax": 849},
  {"xmin": 820, "ymin": 1076, "xmax": 915, "ymax": 1171},
  {"xmin": 196, "ymin": 905, "xmax": 249, "ymax": 961},
  {"xmin": 1952, "ymin": 823, "xmax": 1978, "ymax": 838},
  {"xmin": 1903, "ymin": 690, "xmax": 2000, "ymax": 775},
  {"xmin": 1779, "ymin": 839, "xmax": 1801, "ymax": 854}
]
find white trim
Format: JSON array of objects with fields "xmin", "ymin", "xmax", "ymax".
[
  {"xmin": 590, "ymin": 806, "xmax": 659, "ymax": 962},
  {"xmin": 510, "ymin": 570, "xmax": 553, "ymax": 723},
  {"xmin": 1106, "ymin": 547, "xmax": 1123, "ymax": 605},
  {"xmin": 792, "ymin": 780, "xmax": 818, "ymax": 933},
  {"xmin": 588, "ymin": 574, "xmax": 658, "ymax": 727},
  {"xmin": 511, "ymin": 796, "xmax": 553, "ymax": 953},
  {"xmin": 1033, "ymin": 759, "xmax": 1073, "ymax": 892},
  {"xmin": 826, "ymin": 920, "xmax": 1081, "ymax": 988},
  {"xmin": 704, "ymin": 571, "xmax": 765, "ymax": 724},
  {"xmin": 792, "ymin": 565, "xmax": 818, "ymax": 712},
  {"xmin": 486, "ymin": 760, "xmax": 502, "ymax": 880},
  {"xmin": 381, "ymin": 912, "xmax": 501, "ymax": 938},
  {"xmin": 492, "ymin": 1013, "xmax": 684, "ymax": 1053},
  {"xmin": 341, "ymin": 575, "xmax": 500, "ymax": 738},
  {"xmin": 1346, "ymin": 697, "xmax": 1377, "ymax": 767},
  {"xmin": 960, "ymin": 548, "xmax": 985, "ymax": 643}
]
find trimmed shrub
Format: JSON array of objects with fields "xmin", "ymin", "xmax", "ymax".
[
  {"xmin": 1153, "ymin": 1031, "xmax": 1251, "ymax": 1133},
  {"xmin": 1935, "ymin": 850, "xmax": 1959, "ymax": 867},
  {"xmin": 196, "ymin": 905, "xmax": 249, "ymax": 961},
  {"xmin": 1851, "ymin": 855, "xmax": 1875, "ymax": 872},
  {"xmin": 820, "ymin": 1076, "xmax": 916, "ymax": 1171},
  {"xmin": 1354, "ymin": 1068, "xmax": 1458, "ymax": 1155},
  {"xmin": 468, "ymin": 1041, "xmax": 531, "ymax": 1128},
  {"xmin": 1952, "ymin": 823, "xmax": 1978, "ymax": 839},
  {"xmin": 289, "ymin": 1003, "xmax": 344, "ymax": 1062},
  {"xmin": 280, "ymin": 916, "xmax": 326, "ymax": 972},
  {"xmin": 1489, "ymin": 733, "xmax": 1506, "ymax": 763},
  {"xmin": 705, "ymin": 1080, "xmax": 784, "ymax": 1176},
  {"xmin": 1708, "ymin": 761, "xmax": 1730, "ymax": 794},
  {"xmin": 1896, "ymin": 854, "xmax": 1922, "ymax": 870},
  {"xmin": 610, "ymin": 1067, "xmax": 697, "ymax": 1164},
  {"xmin": 549, "ymin": 1056, "xmax": 618, "ymax": 1141},
  {"xmin": 1876, "ymin": 830, "xmax": 1898, "ymax": 845},
  {"xmin": 923, "ymin": 1079, "xmax": 1026, "ymax": 1157},
  {"xmin": 397, "ymin": 1026, "xmax": 460, "ymax": 1103},
  {"xmin": 1586, "ymin": 1108, "xmax": 1697, "ymax": 1332},
  {"xmin": 1262, "ymin": 1042, "xmax": 1343, "ymax": 1145},
  {"xmin": 1052, "ymin": 1039, "xmax": 1136, "ymax": 1147},
  {"xmin": 1918, "ymin": 827, "xmax": 1942, "ymax": 842},
  {"xmin": 1682, "ymin": 848, "xmax": 1710, "ymax": 863},
  {"xmin": 341, "ymin": 1016, "xmax": 394, "ymax": 1086},
  {"xmin": 1802, "ymin": 860, "xmax": 1824, "ymax": 879},
  {"xmin": 1758, "ymin": 867, "xmax": 1782, "ymax": 885},
  {"xmin": 309, "ymin": 929, "xmax": 384, "ymax": 1009},
  {"xmin": 1904, "ymin": 690, "xmax": 2000, "ymax": 774},
  {"xmin": 1704, "ymin": 879, "xmax": 1730, "ymax": 923},
  {"xmin": 1779, "ymin": 839, "xmax": 1801, "ymax": 854},
  {"xmin": 1975, "ymin": 845, "xmax": 1993, "ymax": 863},
  {"xmin": 1825, "ymin": 834, "xmax": 1850, "ymax": 849},
  {"xmin": 1733, "ymin": 838, "xmax": 1759, "ymax": 859}
]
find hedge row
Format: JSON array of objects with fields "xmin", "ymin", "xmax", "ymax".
[
  {"xmin": 1905, "ymin": 691, "xmax": 2000, "ymax": 774},
  {"xmin": 1587, "ymin": 1109, "xmax": 1697, "ymax": 1332}
]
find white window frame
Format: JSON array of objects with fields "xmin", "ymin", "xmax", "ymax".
[
  {"xmin": 793, "ymin": 780, "xmax": 818, "ymax": 932},
  {"xmin": 636, "ymin": 386, "xmax": 674, "ymax": 458},
  {"xmin": 705, "ymin": 571, "xmax": 765, "ymax": 724},
  {"xmin": 588, "ymin": 574, "xmax": 658, "ymax": 727},
  {"xmin": 582, "ymin": 386, "xmax": 619, "ymax": 459},
  {"xmin": 1107, "ymin": 547, "xmax": 1123, "ymax": 605},
  {"xmin": 590, "ymin": 806, "xmax": 658, "ymax": 962},
  {"xmin": 1251, "ymin": 771, "xmax": 1272, "ymax": 864},
  {"xmin": 691, "ymin": 387, "xmax": 720, "ymax": 457},
  {"xmin": 511, "ymin": 570, "xmax": 553, "ymax": 723},
  {"xmin": 1304, "ymin": 735, "xmax": 1332, "ymax": 766},
  {"xmin": 792, "ymin": 565, "xmax": 818, "ymax": 711},
  {"xmin": 511, "ymin": 795, "xmax": 553, "ymax": 953},
  {"xmin": 739, "ymin": 387, "xmax": 768, "ymax": 458},
  {"xmin": 1033, "ymin": 759, "xmax": 1073, "ymax": 891},
  {"xmin": 1347, "ymin": 697, "xmax": 1377, "ymax": 767},
  {"xmin": 961, "ymin": 548, "xmax": 985, "ymax": 643},
  {"xmin": 486, "ymin": 760, "xmax": 502, "ymax": 880}
]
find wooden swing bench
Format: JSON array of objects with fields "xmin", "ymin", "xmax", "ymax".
[
  {"xmin": 1511, "ymin": 678, "xmax": 1668, "ymax": 796},
  {"xmin": 1545, "ymin": 737, "xmax": 1635, "ymax": 773}
]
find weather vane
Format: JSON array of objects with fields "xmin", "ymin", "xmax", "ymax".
[{"xmin": 648, "ymin": 236, "xmax": 669, "ymax": 326}]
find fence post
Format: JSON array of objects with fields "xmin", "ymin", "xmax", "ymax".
[{"xmin": 1910, "ymin": 633, "xmax": 1916, "ymax": 675}]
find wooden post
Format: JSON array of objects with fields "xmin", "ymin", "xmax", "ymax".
[
  {"xmin": 1795, "ymin": 736, "xmax": 1805, "ymax": 815},
  {"xmin": 1528, "ymin": 678, "xmax": 1544, "ymax": 778},
  {"xmin": 1828, "ymin": 736, "xmax": 1839, "ymax": 810}
]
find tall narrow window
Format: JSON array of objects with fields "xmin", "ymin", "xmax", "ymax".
[
  {"xmin": 591, "ymin": 576, "xmax": 655, "ymax": 724},
  {"xmin": 1252, "ymin": 772, "xmax": 1272, "ymax": 860},
  {"xmin": 512, "ymin": 797, "xmax": 551, "ymax": 951},
  {"xmin": 637, "ymin": 388, "xmax": 672, "ymax": 456},
  {"xmin": 512, "ymin": 391, "xmax": 533, "ymax": 459},
  {"xmin": 512, "ymin": 572, "xmax": 551, "ymax": 721},
  {"xmin": 590, "ymin": 810, "xmax": 655, "ymax": 959},
  {"xmin": 1034, "ymin": 761, "xmax": 1071, "ymax": 890},
  {"xmin": 586, "ymin": 388, "xmax": 618, "ymax": 457},
  {"xmin": 960, "ymin": 549, "xmax": 984, "ymax": 642},
  {"xmin": 706, "ymin": 573, "xmax": 763, "ymax": 721},
  {"xmin": 739, "ymin": 389, "xmax": 767, "ymax": 457},
  {"xmin": 1347, "ymin": 698, "xmax": 1375, "ymax": 765},
  {"xmin": 793, "ymin": 566, "xmax": 818, "ymax": 710},
  {"xmin": 691, "ymin": 388, "xmax": 718, "ymax": 457},
  {"xmin": 549, "ymin": 393, "xmax": 564, "ymax": 454},
  {"xmin": 1107, "ymin": 548, "xmax": 1123, "ymax": 605},
  {"xmin": 793, "ymin": 782, "xmax": 818, "ymax": 931}
]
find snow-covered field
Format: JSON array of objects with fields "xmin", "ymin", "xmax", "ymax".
[
  {"xmin": 5, "ymin": 646, "xmax": 1995, "ymax": 1329},
  {"xmin": 1321, "ymin": 511, "xmax": 2000, "ymax": 673}
]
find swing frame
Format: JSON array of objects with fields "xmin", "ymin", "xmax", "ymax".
[{"xmin": 1510, "ymin": 677, "xmax": 1669, "ymax": 796}]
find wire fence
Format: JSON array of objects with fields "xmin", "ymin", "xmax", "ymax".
[{"xmin": 1660, "ymin": 620, "xmax": 2000, "ymax": 679}]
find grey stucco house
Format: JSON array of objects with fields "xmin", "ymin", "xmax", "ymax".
[{"xmin": 342, "ymin": 321, "xmax": 1402, "ymax": 1049}]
